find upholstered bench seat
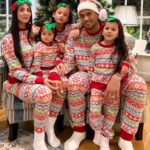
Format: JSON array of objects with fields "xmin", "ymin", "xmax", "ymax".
[{"xmin": 2, "ymin": 88, "xmax": 34, "ymax": 124}]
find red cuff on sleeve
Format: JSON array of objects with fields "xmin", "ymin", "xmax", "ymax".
[
  {"xmin": 8, "ymin": 76, "xmax": 18, "ymax": 84},
  {"xmin": 118, "ymin": 61, "xmax": 130, "ymax": 80},
  {"xmin": 120, "ymin": 129, "xmax": 133, "ymax": 141},
  {"xmin": 120, "ymin": 61, "xmax": 130, "ymax": 68},
  {"xmin": 35, "ymin": 77, "xmax": 44, "ymax": 84},
  {"xmin": 122, "ymin": 73, "xmax": 128, "ymax": 80},
  {"xmin": 48, "ymin": 72, "xmax": 61, "ymax": 81},
  {"xmin": 55, "ymin": 59, "xmax": 63, "ymax": 66},
  {"xmin": 74, "ymin": 126, "xmax": 86, "ymax": 132},
  {"xmin": 59, "ymin": 51, "xmax": 64, "ymax": 55},
  {"xmin": 34, "ymin": 71, "xmax": 43, "ymax": 77},
  {"xmin": 90, "ymin": 81, "xmax": 107, "ymax": 90}
]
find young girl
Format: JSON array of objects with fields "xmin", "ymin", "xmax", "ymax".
[
  {"xmin": 1, "ymin": 1, "xmax": 62, "ymax": 150},
  {"xmin": 33, "ymin": 22, "xmax": 64, "ymax": 79},
  {"xmin": 89, "ymin": 17, "xmax": 130, "ymax": 150},
  {"xmin": 52, "ymin": 2, "xmax": 81, "ymax": 58},
  {"xmin": 32, "ymin": 21, "xmax": 68, "ymax": 148}
]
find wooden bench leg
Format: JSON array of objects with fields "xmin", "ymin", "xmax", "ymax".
[
  {"xmin": 135, "ymin": 123, "xmax": 144, "ymax": 140},
  {"xmin": 86, "ymin": 124, "xmax": 94, "ymax": 140},
  {"xmin": 56, "ymin": 114, "xmax": 64, "ymax": 132},
  {"xmin": 8, "ymin": 122, "xmax": 19, "ymax": 141}
]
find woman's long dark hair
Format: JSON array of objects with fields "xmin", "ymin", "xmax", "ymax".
[
  {"xmin": 100, "ymin": 21, "xmax": 128, "ymax": 73},
  {"xmin": 8, "ymin": 0, "xmax": 32, "ymax": 65}
]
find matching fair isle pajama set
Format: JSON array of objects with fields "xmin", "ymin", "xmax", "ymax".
[
  {"xmin": 90, "ymin": 42, "xmax": 129, "ymax": 139},
  {"xmin": 1, "ymin": 30, "xmax": 52, "ymax": 133},
  {"xmin": 63, "ymin": 25, "xmax": 147, "ymax": 140}
]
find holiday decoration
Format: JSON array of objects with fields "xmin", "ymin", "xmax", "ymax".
[{"xmin": 34, "ymin": 0, "xmax": 114, "ymax": 26}]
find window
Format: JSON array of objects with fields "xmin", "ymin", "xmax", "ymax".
[
  {"xmin": 0, "ymin": 0, "xmax": 11, "ymax": 39},
  {"xmin": 0, "ymin": 0, "xmax": 150, "ymax": 40},
  {"xmin": 113, "ymin": 0, "xmax": 150, "ymax": 39},
  {"xmin": 138, "ymin": 0, "xmax": 150, "ymax": 39}
]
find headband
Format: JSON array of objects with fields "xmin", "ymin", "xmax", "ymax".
[
  {"xmin": 12, "ymin": 0, "xmax": 32, "ymax": 12},
  {"xmin": 42, "ymin": 22, "xmax": 56, "ymax": 31},
  {"xmin": 108, "ymin": 16, "xmax": 120, "ymax": 22},
  {"xmin": 56, "ymin": 3, "xmax": 69, "ymax": 8},
  {"xmin": 107, "ymin": 16, "xmax": 122, "ymax": 27}
]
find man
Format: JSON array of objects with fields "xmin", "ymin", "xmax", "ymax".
[{"xmin": 57, "ymin": 1, "xmax": 147, "ymax": 150}]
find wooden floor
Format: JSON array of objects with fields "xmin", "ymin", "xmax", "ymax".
[{"xmin": 0, "ymin": 83, "xmax": 150, "ymax": 150}]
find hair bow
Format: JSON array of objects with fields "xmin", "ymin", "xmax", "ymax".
[
  {"xmin": 108, "ymin": 16, "xmax": 120, "ymax": 22},
  {"xmin": 12, "ymin": 0, "xmax": 32, "ymax": 12},
  {"xmin": 44, "ymin": 22, "xmax": 56, "ymax": 31},
  {"xmin": 16, "ymin": 0, "xmax": 32, "ymax": 6}
]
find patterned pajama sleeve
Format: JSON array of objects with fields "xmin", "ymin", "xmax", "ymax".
[
  {"xmin": 2, "ymin": 35, "xmax": 44, "ymax": 84},
  {"xmin": 63, "ymin": 36, "xmax": 76, "ymax": 74}
]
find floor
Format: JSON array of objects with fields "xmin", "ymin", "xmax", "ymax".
[{"xmin": 0, "ymin": 83, "xmax": 150, "ymax": 150}]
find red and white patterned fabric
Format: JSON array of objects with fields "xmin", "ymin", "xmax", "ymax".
[
  {"xmin": 1, "ymin": 30, "xmax": 53, "ymax": 133},
  {"xmin": 32, "ymin": 41, "xmax": 64, "ymax": 77},
  {"xmin": 63, "ymin": 24, "xmax": 147, "ymax": 140}
]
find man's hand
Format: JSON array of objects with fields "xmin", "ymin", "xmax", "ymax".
[
  {"xmin": 70, "ymin": 29, "xmax": 80, "ymax": 40},
  {"xmin": 104, "ymin": 74, "xmax": 121, "ymax": 100}
]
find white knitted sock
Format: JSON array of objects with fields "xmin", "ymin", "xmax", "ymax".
[
  {"xmin": 100, "ymin": 134, "xmax": 110, "ymax": 150},
  {"xmin": 118, "ymin": 138, "xmax": 134, "ymax": 150},
  {"xmin": 45, "ymin": 116, "xmax": 61, "ymax": 148},
  {"xmin": 64, "ymin": 131, "xmax": 86, "ymax": 150},
  {"xmin": 93, "ymin": 131, "xmax": 101, "ymax": 146},
  {"xmin": 33, "ymin": 132, "xmax": 48, "ymax": 150}
]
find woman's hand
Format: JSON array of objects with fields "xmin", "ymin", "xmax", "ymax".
[
  {"xmin": 31, "ymin": 24, "xmax": 40, "ymax": 38},
  {"xmin": 56, "ymin": 63, "xmax": 67, "ymax": 76},
  {"xmin": 104, "ymin": 74, "xmax": 122, "ymax": 100},
  {"xmin": 44, "ymin": 79, "xmax": 63, "ymax": 94}
]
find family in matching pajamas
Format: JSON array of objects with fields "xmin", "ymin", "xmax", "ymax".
[{"xmin": 1, "ymin": 0, "xmax": 147, "ymax": 150}]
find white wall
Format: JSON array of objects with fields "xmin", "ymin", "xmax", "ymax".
[
  {"xmin": 133, "ymin": 40, "xmax": 150, "ymax": 82},
  {"xmin": 31, "ymin": 0, "xmax": 39, "ymax": 19}
]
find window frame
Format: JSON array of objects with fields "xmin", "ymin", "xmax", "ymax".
[
  {"xmin": 0, "ymin": 0, "xmax": 11, "ymax": 31},
  {"xmin": 138, "ymin": 0, "xmax": 150, "ymax": 39}
]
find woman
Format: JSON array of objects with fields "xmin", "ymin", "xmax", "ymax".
[{"xmin": 1, "ymin": 0, "xmax": 62, "ymax": 150}]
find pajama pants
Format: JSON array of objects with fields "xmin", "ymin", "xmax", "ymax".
[
  {"xmin": 120, "ymin": 74, "xmax": 147, "ymax": 140},
  {"xmin": 43, "ymin": 68, "xmax": 68, "ymax": 118},
  {"xmin": 67, "ymin": 71, "xmax": 90, "ymax": 130},
  {"xmin": 48, "ymin": 76, "xmax": 67, "ymax": 117},
  {"xmin": 4, "ymin": 81, "xmax": 52, "ymax": 133},
  {"xmin": 67, "ymin": 71, "xmax": 147, "ymax": 138},
  {"xmin": 90, "ymin": 87, "xmax": 120, "ymax": 139}
]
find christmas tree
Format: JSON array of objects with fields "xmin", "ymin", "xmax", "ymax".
[{"xmin": 34, "ymin": 0, "xmax": 114, "ymax": 26}]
